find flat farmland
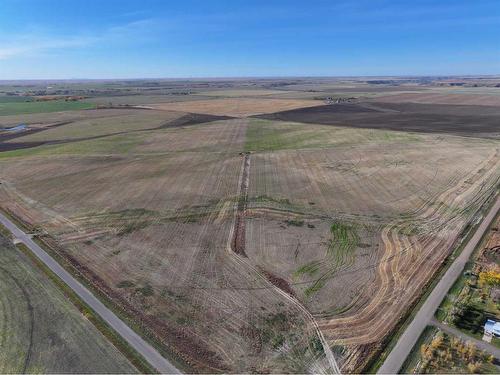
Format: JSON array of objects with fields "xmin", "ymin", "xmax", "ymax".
[
  {"xmin": 243, "ymin": 121, "xmax": 499, "ymax": 370},
  {"xmin": 0, "ymin": 110, "xmax": 185, "ymax": 151},
  {"xmin": 0, "ymin": 119, "xmax": 337, "ymax": 373},
  {"xmin": 257, "ymin": 102, "xmax": 500, "ymax": 138},
  {"xmin": 0, "ymin": 108, "xmax": 155, "ymax": 128},
  {"xmin": 150, "ymin": 98, "xmax": 324, "ymax": 117},
  {"xmin": 372, "ymin": 92, "xmax": 500, "ymax": 106},
  {"xmin": 193, "ymin": 89, "xmax": 289, "ymax": 97},
  {"xmin": 0, "ymin": 80, "xmax": 499, "ymax": 373},
  {"xmin": 0, "ymin": 234, "xmax": 136, "ymax": 373},
  {"xmin": 0, "ymin": 100, "xmax": 94, "ymax": 116}
]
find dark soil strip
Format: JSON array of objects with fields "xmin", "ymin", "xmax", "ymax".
[
  {"xmin": 0, "ymin": 114, "xmax": 235, "ymax": 153},
  {"xmin": 159, "ymin": 113, "xmax": 234, "ymax": 129},
  {"xmin": 0, "ymin": 121, "xmax": 72, "ymax": 143},
  {"xmin": 258, "ymin": 267, "xmax": 296, "ymax": 298},
  {"xmin": 232, "ymin": 153, "xmax": 250, "ymax": 257},
  {"xmin": 254, "ymin": 102, "xmax": 500, "ymax": 138},
  {"xmin": 0, "ymin": 141, "xmax": 47, "ymax": 152}
]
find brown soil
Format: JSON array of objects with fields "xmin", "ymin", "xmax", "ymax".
[
  {"xmin": 159, "ymin": 113, "xmax": 234, "ymax": 129},
  {"xmin": 256, "ymin": 102, "xmax": 500, "ymax": 138},
  {"xmin": 258, "ymin": 268, "xmax": 296, "ymax": 298},
  {"xmin": 232, "ymin": 153, "xmax": 250, "ymax": 256}
]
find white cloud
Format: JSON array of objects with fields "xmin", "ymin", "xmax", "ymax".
[{"xmin": 0, "ymin": 19, "xmax": 155, "ymax": 60}]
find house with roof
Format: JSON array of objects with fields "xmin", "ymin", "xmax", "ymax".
[{"xmin": 484, "ymin": 319, "xmax": 500, "ymax": 337}]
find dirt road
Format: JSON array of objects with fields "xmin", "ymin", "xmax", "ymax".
[
  {"xmin": 0, "ymin": 211, "xmax": 180, "ymax": 374},
  {"xmin": 377, "ymin": 195, "xmax": 499, "ymax": 374}
]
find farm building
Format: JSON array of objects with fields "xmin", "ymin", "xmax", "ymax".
[{"xmin": 484, "ymin": 319, "xmax": 500, "ymax": 337}]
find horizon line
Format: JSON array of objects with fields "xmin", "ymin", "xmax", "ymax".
[{"xmin": 1, "ymin": 73, "xmax": 500, "ymax": 83}]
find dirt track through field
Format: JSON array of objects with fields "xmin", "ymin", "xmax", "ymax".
[{"xmin": 229, "ymin": 150, "xmax": 341, "ymax": 374}]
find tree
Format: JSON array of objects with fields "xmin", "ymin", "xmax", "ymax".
[
  {"xmin": 467, "ymin": 362, "xmax": 479, "ymax": 373},
  {"xmin": 466, "ymin": 342, "xmax": 477, "ymax": 360},
  {"xmin": 430, "ymin": 332, "xmax": 444, "ymax": 349},
  {"xmin": 450, "ymin": 337, "xmax": 461, "ymax": 350},
  {"xmin": 421, "ymin": 344, "xmax": 433, "ymax": 360},
  {"xmin": 478, "ymin": 269, "xmax": 500, "ymax": 287}
]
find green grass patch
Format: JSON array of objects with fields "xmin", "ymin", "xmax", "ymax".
[
  {"xmin": 435, "ymin": 267, "xmax": 470, "ymax": 321},
  {"xmin": 245, "ymin": 119, "xmax": 422, "ymax": 153},
  {"xmin": 136, "ymin": 283, "xmax": 154, "ymax": 297},
  {"xmin": 294, "ymin": 261, "xmax": 321, "ymax": 278},
  {"xmin": 400, "ymin": 325, "xmax": 437, "ymax": 374},
  {"xmin": 251, "ymin": 194, "xmax": 292, "ymax": 206},
  {"xmin": 0, "ymin": 96, "xmax": 33, "ymax": 103},
  {"xmin": 117, "ymin": 280, "xmax": 135, "ymax": 288},
  {"xmin": 284, "ymin": 218, "xmax": 304, "ymax": 227},
  {"xmin": 0, "ymin": 222, "xmax": 12, "ymax": 239},
  {"xmin": 0, "ymin": 132, "xmax": 144, "ymax": 159},
  {"xmin": 245, "ymin": 119, "xmax": 329, "ymax": 152},
  {"xmin": 260, "ymin": 312, "xmax": 296, "ymax": 350},
  {"xmin": 118, "ymin": 220, "xmax": 151, "ymax": 236},
  {"xmin": 309, "ymin": 337, "xmax": 325, "ymax": 356},
  {"xmin": 327, "ymin": 220, "xmax": 359, "ymax": 267},
  {"xmin": 298, "ymin": 220, "xmax": 359, "ymax": 298},
  {"xmin": 304, "ymin": 279, "xmax": 326, "ymax": 297}
]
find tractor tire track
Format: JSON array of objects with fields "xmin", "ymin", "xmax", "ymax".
[{"xmin": 228, "ymin": 151, "xmax": 341, "ymax": 374}]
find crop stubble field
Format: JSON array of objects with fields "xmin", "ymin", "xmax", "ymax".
[{"xmin": 0, "ymin": 78, "xmax": 499, "ymax": 373}]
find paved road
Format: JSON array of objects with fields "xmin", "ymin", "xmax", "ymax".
[
  {"xmin": 431, "ymin": 318, "xmax": 500, "ymax": 359},
  {"xmin": 378, "ymin": 196, "xmax": 500, "ymax": 374},
  {"xmin": 0, "ymin": 212, "xmax": 180, "ymax": 374}
]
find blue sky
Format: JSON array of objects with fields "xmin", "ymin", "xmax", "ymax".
[{"xmin": 0, "ymin": 0, "xmax": 499, "ymax": 79}]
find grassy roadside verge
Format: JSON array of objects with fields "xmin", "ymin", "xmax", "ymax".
[
  {"xmin": 0, "ymin": 218, "xmax": 155, "ymax": 372},
  {"xmin": 0, "ymin": 208, "xmax": 191, "ymax": 374},
  {"xmin": 434, "ymin": 210, "xmax": 500, "ymax": 349},
  {"xmin": 4, "ymin": 231, "xmax": 156, "ymax": 374},
  {"xmin": 399, "ymin": 325, "xmax": 437, "ymax": 373},
  {"xmin": 365, "ymin": 190, "xmax": 499, "ymax": 373},
  {"xmin": 435, "ymin": 211, "xmax": 499, "ymax": 322}
]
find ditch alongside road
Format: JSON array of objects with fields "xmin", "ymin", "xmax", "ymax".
[{"xmin": 0, "ymin": 211, "xmax": 180, "ymax": 375}]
